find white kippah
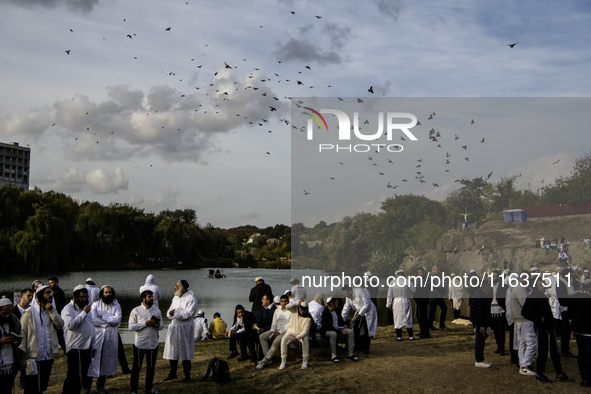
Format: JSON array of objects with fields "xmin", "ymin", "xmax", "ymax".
[
  {"xmin": 36, "ymin": 285, "xmax": 50, "ymax": 294},
  {"xmin": 73, "ymin": 284, "xmax": 86, "ymax": 292},
  {"xmin": 0, "ymin": 296, "xmax": 12, "ymax": 307}
]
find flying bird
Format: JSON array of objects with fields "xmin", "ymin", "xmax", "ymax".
[
  {"xmin": 315, "ymin": 15, "xmax": 322, "ymax": 19},
  {"xmin": 368, "ymin": 86, "xmax": 374, "ymax": 94},
  {"xmin": 304, "ymin": 189, "xmax": 311, "ymax": 195},
  {"xmin": 65, "ymin": 50, "xmax": 71, "ymax": 55},
  {"xmin": 471, "ymin": 119, "xmax": 475, "ymax": 124},
  {"xmin": 508, "ymin": 42, "xmax": 518, "ymax": 48},
  {"xmin": 165, "ymin": 27, "xmax": 171, "ymax": 31},
  {"xmin": 224, "ymin": 62, "xmax": 232, "ymax": 69},
  {"xmin": 266, "ymin": 152, "xmax": 270, "ymax": 155},
  {"xmin": 269, "ymin": 106, "xmax": 276, "ymax": 111},
  {"xmin": 481, "ymin": 138, "xmax": 485, "ymax": 143},
  {"xmin": 552, "ymin": 159, "xmax": 561, "ymax": 164}
]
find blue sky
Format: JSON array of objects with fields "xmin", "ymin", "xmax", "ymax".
[{"xmin": 1, "ymin": 0, "xmax": 590, "ymax": 227}]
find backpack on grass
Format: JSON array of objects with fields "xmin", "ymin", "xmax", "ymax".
[{"xmin": 202, "ymin": 357, "xmax": 230, "ymax": 385}]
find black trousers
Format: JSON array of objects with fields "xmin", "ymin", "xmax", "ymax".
[
  {"xmin": 428, "ymin": 298, "xmax": 447, "ymax": 327},
  {"xmin": 560, "ymin": 311, "xmax": 572, "ymax": 354},
  {"xmin": 353, "ymin": 316, "xmax": 370, "ymax": 352},
  {"xmin": 62, "ymin": 348, "xmax": 92, "ymax": 394},
  {"xmin": 0, "ymin": 369, "xmax": 16, "ymax": 394},
  {"xmin": 229, "ymin": 331, "xmax": 256, "ymax": 360},
  {"xmin": 537, "ymin": 324, "xmax": 563, "ymax": 376},
  {"xmin": 508, "ymin": 323, "xmax": 518, "ymax": 363},
  {"xmin": 117, "ymin": 333, "xmax": 130, "ymax": 372},
  {"xmin": 168, "ymin": 360, "xmax": 191, "ymax": 377},
  {"xmin": 130, "ymin": 345, "xmax": 158, "ymax": 392},
  {"xmin": 416, "ymin": 299, "xmax": 430, "ymax": 337},
  {"xmin": 23, "ymin": 358, "xmax": 54, "ymax": 394},
  {"xmin": 491, "ymin": 314, "xmax": 507, "ymax": 352}
]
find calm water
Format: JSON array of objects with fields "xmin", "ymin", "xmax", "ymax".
[{"xmin": 0, "ymin": 268, "xmax": 338, "ymax": 343}]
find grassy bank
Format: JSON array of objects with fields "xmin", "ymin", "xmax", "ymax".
[{"xmin": 37, "ymin": 323, "xmax": 585, "ymax": 393}]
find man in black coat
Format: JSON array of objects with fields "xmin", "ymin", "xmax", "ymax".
[
  {"xmin": 521, "ymin": 279, "xmax": 574, "ymax": 383},
  {"xmin": 254, "ymin": 295, "xmax": 276, "ymax": 360},
  {"xmin": 226, "ymin": 305, "xmax": 258, "ymax": 362},
  {"xmin": 490, "ymin": 270, "xmax": 508, "ymax": 355},
  {"xmin": 415, "ymin": 267, "xmax": 431, "ymax": 338},
  {"xmin": 320, "ymin": 297, "xmax": 357, "ymax": 363},
  {"xmin": 249, "ymin": 277, "xmax": 273, "ymax": 319},
  {"xmin": 569, "ymin": 280, "xmax": 591, "ymax": 387}
]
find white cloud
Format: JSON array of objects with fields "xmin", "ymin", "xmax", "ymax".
[{"xmin": 86, "ymin": 168, "xmax": 129, "ymax": 194}]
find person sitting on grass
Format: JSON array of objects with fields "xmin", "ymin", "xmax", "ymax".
[
  {"xmin": 320, "ymin": 297, "xmax": 358, "ymax": 363},
  {"xmin": 208, "ymin": 313, "xmax": 227, "ymax": 340}
]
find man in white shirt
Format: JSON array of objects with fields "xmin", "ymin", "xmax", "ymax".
[
  {"xmin": 256, "ymin": 295, "xmax": 291, "ymax": 369},
  {"xmin": 290, "ymin": 278, "xmax": 307, "ymax": 302},
  {"xmin": 129, "ymin": 290, "xmax": 163, "ymax": 394},
  {"xmin": 89, "ymin": 286, "xmax": 122, "ymax": 393},
  {"xmin": 19, "ymin": 285, "xmax": 64, "ymax": 393},
  {"xmin": 163, "ymin": 280, "xmax": 197, "ymax": 381},
  {"xmin": 61, "ymin": 285, "xmax": 96, "ymax": 394}
]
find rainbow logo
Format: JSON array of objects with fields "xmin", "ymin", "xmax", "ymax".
[{"xmin": 303, "ymin": 107, "xmax": 329, "ymax": 131}]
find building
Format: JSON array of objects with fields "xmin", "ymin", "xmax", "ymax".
[{"xmin": 0, "ymin": 141, "xmax": 30, "ymax": 191}]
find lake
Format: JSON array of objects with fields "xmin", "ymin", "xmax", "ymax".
[{"xmin": 0, "ymin": 268, "xmax": 342, "ymax": 344}]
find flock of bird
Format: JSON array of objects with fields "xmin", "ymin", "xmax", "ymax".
[{"xmin": 50, "ymin": 5, "xmax": 523, "ymax": 198}]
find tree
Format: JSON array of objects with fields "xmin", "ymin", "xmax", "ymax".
[{"xmin": 566, "ymin": 153, "xmax": 591, "ymax": 206}]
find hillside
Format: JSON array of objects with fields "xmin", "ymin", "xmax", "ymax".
[{"xmin": 406, "ymin": 213, "xmax": 591, "ymax": 273}]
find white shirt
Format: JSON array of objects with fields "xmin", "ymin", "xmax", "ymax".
[
  {"xmin": 61, "ymin": 301, "xmax": 96, "ymax": 352},
  {"xmin": 270, "ymin": 307, "xmax": 291, "ymax": 334},
  {"xmin": 308, "ymin": 300, "xmax": 324, "ymax": 330},
  {"xmin": 230, "ymin": 316, "xmax": 245, "ymax": 334},
  {"xmin": 128, "ymin": 304, "xmax": 163, "ymax": 350}
]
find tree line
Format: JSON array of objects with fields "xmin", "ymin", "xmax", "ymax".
[
  {"xmin": 293, "ymin": 153, "xmax": 591, "ymax": 276},
  {"xmin": 0, "ymin": 186, "xmax": 290, "ymax": 273}
]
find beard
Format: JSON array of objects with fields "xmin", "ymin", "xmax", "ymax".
[
  {"xmin": 145, "ymin": 299, "xmax": 154, "ymax": 307},
  {"xmin": 75, "ymin": 299, "xmax": 89, "ymax": 309},
  {"xmin": 101, "ymin": 295, "xmax": 114, "ymax": 304},
  {"xmin": 174, "ymin": 289, "xmax": 183, "ymax": 297}
]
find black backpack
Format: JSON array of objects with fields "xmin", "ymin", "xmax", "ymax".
[{"xmin": 202, "ymin": 357, "xmax": 230, "ymax": 385}]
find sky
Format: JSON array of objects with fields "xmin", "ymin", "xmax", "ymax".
[{"xmin": 1, "ymin": 0, "xmax": 590, "ymax": 228}]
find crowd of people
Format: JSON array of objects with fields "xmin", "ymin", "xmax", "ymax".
[{"xmin": 1, "ymin": 266, "xmax": 591, "ymax": 393}]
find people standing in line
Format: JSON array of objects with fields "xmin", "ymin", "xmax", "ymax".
[
  {"xmin": 428, "ymin": 265, "xmax": 449, "ymax": 331},
  {"xmin": 415, "ymin": 267, "xmax": 431, "ymax": 339},
  {"xmin": 279, "ymin": 301, "xmax": 312, "ymax": 370},
  {"xmin": 19, "ymin": 285, "xmax": 64, "ymax": 394},
  {"xmin": 61, "ymin": 285, "xmax": 96, "ymax": 394},
  {"xmin": 0, "ymin": 296, "xmax": 23, "ymax": 394},
  {"xmin": 163, "ymin": 280, "xmax": 197, "ymax": 381},
  {"xmin": 85, "ymin": 278, "xmax": 100, "ymax": 305},
  {"xmin": 249, "ymin": 277, "xmax": 273, "ymax": 319},
  {"xmin": 256, "ymin": 295, "xmax": 291, "ymax": 370},
  {"xmin": 12, "ymin": 289, "xmax": 33, "ymax": 320},
  {"xmin": 128, "ymin": 290, "xmax": 163, "ymax": 394},
  {"xmin": 88, "ymin": 286, "xmax": 122, "ymax": 393},
  {"xmin": 387, "ymin": 270, "xmax": 416, "ymax": 341},
  {"xmin": 521, "ymin": 279, "xmax": 575, "ymax": 383},
  {"xmin": 208, "ymin": 313, "xmax": 227, "ymax": 340}
]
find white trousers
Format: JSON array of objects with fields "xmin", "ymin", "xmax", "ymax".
[
  {"xmin": 325, "ymin": 328, "xmax": 354, "ymax": 357},
  {"xmin": 259, "ymin": 331, "xmax": 285, "ymax": 363},
  {"xmin": 515, "ymin": 321, "xmax": 538, "ymax": 368},
  {"xmin": 280, "ymin": 332, "xmax": 309, "ymax": 360}
]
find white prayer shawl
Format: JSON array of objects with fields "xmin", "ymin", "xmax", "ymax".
[
  {"xmin": 139, "ymin": 275, "xmax": 163, "ymax": 308},
  {"xmin": 88, "ymin": 300, "xmax": 121, "ymax": 378},
  {"xmin": 505, "ymin": 286, "xmax": 514, "ymax": 326},
  {"xmin": 448, "ymin": 282, "xmax": 464, "ymax": 310},
  {"xmin": 163, "ymin": 290, "xmax": 197, "ymax": 361},
  {"xmin": 85, "ymin": 285, "xmax": 100, "ymax": 305},
  {"xmin": 193, "ymin": 317, "xmax": 209, "ymax": 340},
  {"xmin": 386, "ymin": 280, "xmax": 416, "ymax": 329},
  {"xmin": 307, "ymin": 300, "xmax": 324, "ymax": 330},
  {"xmin": 342, "ymin": 288, "xmax": 377, "ymax": 337},
  {"xmin": 545, "ymin": 276, "xmax": 562, "ymax": 320}
]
